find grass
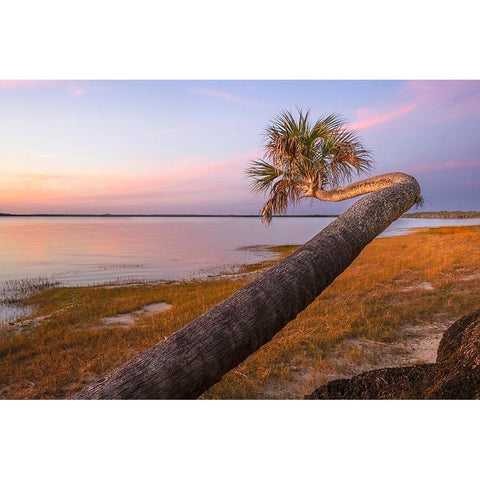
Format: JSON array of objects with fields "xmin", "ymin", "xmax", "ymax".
[{"xmin": 1, "ymin": 225, "xmax": 480, "ymax": 399}]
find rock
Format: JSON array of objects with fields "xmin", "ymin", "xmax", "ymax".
[
  {"xmin": 436, "ymin": 310, "xmax": 480, "ymax": 363},
  {"xmin": 306, "ymin": 309, "xmax": 480, "ymax": 400}
]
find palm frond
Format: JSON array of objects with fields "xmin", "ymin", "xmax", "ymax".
[
  {"xmin": 247, "ymin": 108, "xmax": 374, "ymax": 223},
  {"xmin": 260, "ymin": 176, "xmax": 302, "ymax": 224},
  {"xmin": 246, "ymin": 159, "xmax": 283, "ymax": 193}
]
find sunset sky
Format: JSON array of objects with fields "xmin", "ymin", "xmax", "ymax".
[{"xmin": 1, "ymin": 79, "xmax": 479, "ymax": 215}]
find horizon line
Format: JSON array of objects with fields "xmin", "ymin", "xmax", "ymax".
[{"xmin": 0, "ymin": 213, "xmax": 340, "ymax": 218}]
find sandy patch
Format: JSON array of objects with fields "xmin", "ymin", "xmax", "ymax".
[
  {"xmin": 460, "ymin": 272, "xmax": 480, "ymax": 282},
  {"xmin": 263, "ymin": 314, "xmax": 456, "ymax": 399},
  {"xmin": 101, "ymin": 302, "xmax": 172, "ymax": 326},
  {"xmin": 3, "ymin": 304, "xmax": 75, "ymax": 332},
  {"xmin": 400, "ymin": 281, "xmax": 434, "ymax": 292}
]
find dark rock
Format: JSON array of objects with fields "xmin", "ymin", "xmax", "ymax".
[
  {"xmin": 306, "ymin": 309, "xmax": 480, "ymax": 400},
  {"xmin": 436, "ymin": 310, "xmax": 480, "ymax": 363}
]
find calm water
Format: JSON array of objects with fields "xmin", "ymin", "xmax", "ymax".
[
  {"xmin": 1, "ymin": 216, "xmax": 480, "ymax": 288},
  {"xmin": 1, "ymin": 215, "xmax": 479, "ymax": 322}
]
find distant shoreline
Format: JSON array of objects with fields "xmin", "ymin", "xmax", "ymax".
[
  {"xmin": 402, "ymin": 211, "xmax": 480, "ymax": 219},
  {"xmin": 1, "ymin": 211, "xmax": 479, "ymax": 218},
  {"xmin": 0, "ymin": 213, "xmax": 338, "ymax": 218}
]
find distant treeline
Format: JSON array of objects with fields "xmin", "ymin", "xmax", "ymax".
[
  {"xmin": 403, "ymin": 211, "xmax": 480, "ymax": 219},
  {"xmin": 0, "ymin": 213, "xmax": 338, "ymax": 218},
  {"xmin": 2, "ymin": 211, "xmax": 479, "ymax": 219}
]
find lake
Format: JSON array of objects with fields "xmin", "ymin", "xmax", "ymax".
[
  {"xmin": 1, "ymin": 216, "xmax": 480, "ymax": 321},
  {"xmin": 2, "ymin": 216, "xmax": 480, "ymax": 286}
]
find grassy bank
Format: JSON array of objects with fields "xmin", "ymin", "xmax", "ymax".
[{"xmin": 1, "ymin": 226, "xmax": 480, "ymax": 399}]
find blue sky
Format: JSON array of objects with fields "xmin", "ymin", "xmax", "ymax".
[{"xmin": 0, "ymin": 80, "xmax": 479, "ymax": 214}]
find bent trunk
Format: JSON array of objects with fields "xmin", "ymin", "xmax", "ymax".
[
  {"xmin": 72, "ymin": 173, "xmax": 420, "ymax": 399},
  {"xmin": 303, "ymin": 172, "xmax": 418, "ymax": 202}
]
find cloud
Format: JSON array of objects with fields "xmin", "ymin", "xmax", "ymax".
[
  {"xmin": 0, "ymin": 80, "xmax": 49, "ymax": 89},
  {"xmin": 402, "ymin": 80, "xmax": 480, "ymax": 123},
  {"xmin": 190, "ymin": 87, "xmax": 239, "ymax": 103},
  {"xmin": 410, "ymin": 159, "xmax": 480, "ymax": 174},
  {"xmin": 348, "ymin": 80, "xmax": 480, "ymax": 132},
  {"xmin": 65, "ymin": 83, "xmax": 87, "ymax": 97},
  {"xmin": 0, "ymin": 80, "xmax": 106, "ymax": 97},
  {"xmin": 0, "ymin": 151, "xmax": 259, "ymax": 213},
  {"xmin": 349, "ymin": 102, "xmax": 417, "ymax": 130}
]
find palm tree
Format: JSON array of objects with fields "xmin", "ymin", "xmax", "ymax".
[
  {"xmin": 247, "ymin": 109, "xmax": 421, "ymax": 223},
  {"xmin": 247, "ymin": 109, "xmax": 374, "ymax": 223},
  {"xmin": 73, "ymin": 110, "xmax": 421, "ymax": 399}
]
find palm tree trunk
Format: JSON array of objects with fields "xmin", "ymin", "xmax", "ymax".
[
  {"xmin": 72, "ymin": 173, "xmax": 420, "ymax": 399},
  {"xmin": 304, "ymin": 172, "xmax": 418, "ymax": 202}
]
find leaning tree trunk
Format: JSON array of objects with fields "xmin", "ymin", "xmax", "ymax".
[{"xmin": 72, "ymin": 172, "xmax": 420, "ymax": 399}]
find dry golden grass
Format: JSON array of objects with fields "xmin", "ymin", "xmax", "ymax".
[{"xmin": 1, "ymin": 226, "xmax": 480, "ymax": 399}]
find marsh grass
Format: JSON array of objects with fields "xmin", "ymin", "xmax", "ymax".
[
  {"xmin": 0, "ymin": 277, "xmax": 61, "ymax": 324},
  {"xmin": 0, "ymin": 277, "xmax": 60, "ymax": 305},
  {"xmin": 1, "ymin": 226, "xmax": 480, "ymax": 399}
]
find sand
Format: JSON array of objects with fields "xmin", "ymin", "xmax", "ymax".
[
  {"xmin": 263, "ymin": 313, "xmax": 456, "ymax": 399},
  {"xmin": 101, "ymin": 302, "xmax": 172, "ymax": 326}
]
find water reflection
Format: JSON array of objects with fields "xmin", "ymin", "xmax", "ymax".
[{"xmin": 1, "ymin": 216, "xmax": 479, "ymax": 288}]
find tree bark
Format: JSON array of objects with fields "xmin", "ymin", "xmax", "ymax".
[
  {"xmin": 302, "ymin": 172, "xmax": 418, "ymax": 202},
  {"xmin": 72, "ymin": 173, "xmax": 421, "ymax": 399}
]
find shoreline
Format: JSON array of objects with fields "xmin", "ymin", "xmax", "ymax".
[
  {"xmin": 2, "ymin": 219, "xmax": 480, "ymax": 298},
  {"xmin": 1, "ymin": 213, "xmax": 338, "ymax": 218},
  {"xmin": 0, "ymin": 245, "xmax": 284, "ymax": 325},
  {"xmin": 2, "ymin": 210, "xmax": 480, "ymax": 219}
]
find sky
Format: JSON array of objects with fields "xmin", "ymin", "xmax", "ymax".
[{"xmin": 0, "ymin": 79, "xmax": 479, "ymax": 215}]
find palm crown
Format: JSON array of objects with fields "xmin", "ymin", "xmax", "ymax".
[{"xmin": 246, "ymin": 109, "xmax": 373, "ymax": 223}]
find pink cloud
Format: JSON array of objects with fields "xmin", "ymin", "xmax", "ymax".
[
  {"xmin": 0, "ymin": 80, "xmax": 51, "ymax": 89},
  {"xmin": 0, "ymin": 80, "xmax": 106, "ymax": 96},
  {"xmin": 65, "ymin": 82, "xmax": 87, "ymax": 97},
  {"xmin": 410, "ymin": 159, "xmax": 480, "ymax": 174},
  {"xmin": 402, "ymin": 80, "xmax": 480, "ymax": 123},
  {"xmin": 349, "ymin": 102, "xmax": 417, "ymax": 130},
  {"xmin": 0, "ymin": 151, "xmax": 258, "ymax": 213},
  {"xmin": 348, "ymin": 80, "xmax": 480, "ymax": 132},
  {"xmin": 432, "ymin": 92, "xmax": 480, "ymax": 122},
  {"xmin": 190, "ymin": 88, "xmax": 239, "ymax": 103}
]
